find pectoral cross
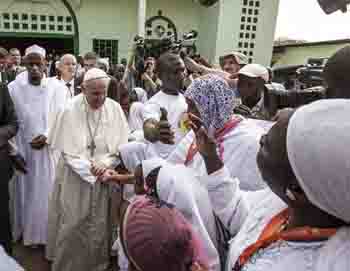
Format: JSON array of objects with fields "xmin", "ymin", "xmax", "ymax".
[{"xmin": 87, "ymin": 140, "xmax": 96, "ymax": 157}]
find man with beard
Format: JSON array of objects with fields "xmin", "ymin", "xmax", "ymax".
[{"xmin": 8, "ymin": 45, "xmax": 67, "ymax": 246}]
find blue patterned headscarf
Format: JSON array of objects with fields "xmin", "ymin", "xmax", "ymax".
[{"xmin": 185, "ymin": 75, "xmax": 237, "ymax": 135}]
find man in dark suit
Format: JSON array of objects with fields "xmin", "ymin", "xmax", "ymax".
[
  {"xmin": 0, "ymin": 83, "xmax": 19, "ymax": 255},
  {"xmin": 6, "ymin": 48, "xmax": 25, "ymax": 84},
  {"xmin": 0, "ymin": 48, "xmax": 9, "ymax": 85}
]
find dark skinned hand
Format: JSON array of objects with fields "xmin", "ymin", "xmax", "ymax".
[
  {"xmin": 30, "ymin": 135, "xmax": 47, "ymax": 150},
  {"xmin": 188, "ymin": 114, "xmax": 217, "ymax": 158},
  {"xmin": 188, "ymin": 113, "xmax": 223, "ymax": 174},
  {"xmin": 233, "ymin": 104, "xmax": 252, "ymax": 117},
  {"xmin": 158, "ymin": 107, "xmax": 175, "ymax": 145}
]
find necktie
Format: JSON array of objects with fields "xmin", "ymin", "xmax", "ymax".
[{"xmin": 66, "ymin": 82, "xmax": 73, "ymax": 97}]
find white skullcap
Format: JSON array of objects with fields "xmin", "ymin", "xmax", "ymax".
[
  {"xmin": 142, "ymin": 158, "xmax": 166, "ymax": 179},
  {"xmin": 287, "ymin": 99, "xmax": 350, "ymax": 223},
  {"xmin": 25, "ymin": 45, "xmax": 46, "ymax": 58},
  {"xmin": 238, "ymin": 64, "xmax": 269, "ymax": 83},
  {"xmin": 83, "ymin": 68, "xmax": 109, "ymax": 83}
]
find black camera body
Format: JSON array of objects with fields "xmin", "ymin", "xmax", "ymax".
[{"xmin": 133, "ymin": 30, "xmax": 198, "ymax": 60}]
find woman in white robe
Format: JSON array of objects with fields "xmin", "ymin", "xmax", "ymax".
[
  {"xmin": 192, "ymin": 99, "xmax": 350, "ymax": 271},
  {"xmin": 168, "ymin": 75, "xmax": 266, "ymax": 191}
]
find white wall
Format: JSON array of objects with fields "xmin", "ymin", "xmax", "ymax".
[
  {"xmin": 77, "ymin": 0, "xmax": 138, "ymax": 59},
  {"xmin": 254, "ymin": 0, "xmax": 280, "ymax": 66}
]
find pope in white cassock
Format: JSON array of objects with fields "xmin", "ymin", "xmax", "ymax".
[
  {"xmin": 8, "ymin": 45, "xmax": 69, "ymax": 246},
  {"xmin": 46, "ymin": 68, "xmax": 129, "ymax": 271}
]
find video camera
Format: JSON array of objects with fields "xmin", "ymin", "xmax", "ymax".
[
  {"xmin": 318, "ymin": 0, "xmax": 350, "ymax": 14},
  {"xmin": 133, "ymin": 30, "xmax": 198, "ymax": 59}
]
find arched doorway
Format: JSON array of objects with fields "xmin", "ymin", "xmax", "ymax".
[{"xmin": 0, "ymin": 0, "xmax": 79, "ymax": 55}]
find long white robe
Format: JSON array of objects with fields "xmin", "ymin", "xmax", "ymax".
[
  {"xmin": 167, "ymin": 118, "xmax": 267, "ymax": 191},
  {"xmin": 46, "ymin": 94, "xmax": 129, "ymax": 271},
  {"xmin": 8, "ymin": 71, "xmax": 67, "ymax": 245}
]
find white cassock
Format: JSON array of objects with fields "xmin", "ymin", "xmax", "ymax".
[
  {"xmin": 143, "ymin": 90, "xmax": 188, "ymax": 159},
  {"xmin": 8, "ymin": 71, "xmax": 68, "ymax": 245},
  {"xmin": 46, "ymin": 94, "xmax": 129, "ymax": 271},
  {"xmin": 167, "ymin": 118, "xmax": 268, "ymax": 191}
]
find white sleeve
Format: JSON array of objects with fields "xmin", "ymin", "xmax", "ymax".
[
  {"xmin": 201, "ymin": 166, "xmax": 248, "ymax": 236},
  {"xmin": 62, "ymin": 154, "xmax": 97, "ymax": 185},
  {"xmin": 0, "ymin": 246, "xmax": 24, "ymax": 271},
  {"xmin": 45, "ymin": 85, "xmax": 67, "ymax": 138}
]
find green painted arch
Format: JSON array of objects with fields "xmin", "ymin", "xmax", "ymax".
[
  {"xmin": 0, "ymin": 1, "xmax": 79, "ymax": 54},
  {"xmin": 61, "ymin": 0, "xmax": 79, "ymax": 54}
]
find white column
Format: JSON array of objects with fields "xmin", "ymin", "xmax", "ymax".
[{"xmin": 138, "ymin": 0, "xmax": 147, "ymax": 37}]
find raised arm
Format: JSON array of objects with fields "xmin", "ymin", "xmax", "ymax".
[{"xmin": 190, "ymin": 117, "xmax": 248, "ymax": 236}]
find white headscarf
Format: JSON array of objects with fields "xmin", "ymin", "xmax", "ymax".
[
  {"xmin": 142, "ymin": 157, "xmax": 166, "ymax": 179},
  {"xmin": 134, "ymin": 87, "xmax": 148, "ymax": 103},
  {"xmin": 128, "ymin": 102, "xmax": 145, "ymax": 132},
  {"xmin": 287, "ymin": 99, "xmax": 350, "ymax": 271},
  {"xmin": 119, "ymin": 142, "xmax": 157, "ymax": 173},
  {"xmin": 156, "ymin": 163, "xmax": 220, "ymax": 271},
  {"xmin": 287, "ymin": 99, "xmax": 350, "ymax": 223}
]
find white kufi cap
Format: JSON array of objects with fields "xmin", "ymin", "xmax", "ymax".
[{"xmin": 25, "ymin": 44, "xmax": 46, "ymax": 58}]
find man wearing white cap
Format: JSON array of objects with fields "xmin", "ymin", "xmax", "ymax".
[
  {"xmin": 7, "ymin": 45, "xmax": 68, "ymax": 246},
  {"xmin": 236, "ymin": 63, "xmax": 270, "ymax": 120},
  {"xmin": 46, "ymin": 68, "xmax": 129, "ymax": 271}
]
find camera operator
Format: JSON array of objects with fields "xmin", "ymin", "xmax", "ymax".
[
  {"xmin": 234, "ymin": 64, "xmax": 270, "ymax": 120},
  {"xmin": 141, "ymin": 57, "xmax": 162, "ymax": 98},
  {"xmin": 123, "ymin": 41, "xmax": 161, "ymax": 97},
  {"xmin": 183, "ymin": 51, "xmax": 248, "ymax": 88}
]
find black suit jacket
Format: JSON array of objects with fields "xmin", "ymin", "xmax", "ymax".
[{"xmin": 0, "ymin": 84, "xmax": 18, "ymax": 181}]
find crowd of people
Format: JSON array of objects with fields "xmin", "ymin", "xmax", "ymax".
[{"xmin": 0, "ymin": 40, "xmax": 350, "ymax": 271}]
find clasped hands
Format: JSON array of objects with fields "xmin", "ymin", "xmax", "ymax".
[
  {"xmin": 90, "ymin": 164, "xmax": 131, "ymax": 184},
  {"xmin": 30, "ymin": 135, "xmax": 47, "ymax": 150}
]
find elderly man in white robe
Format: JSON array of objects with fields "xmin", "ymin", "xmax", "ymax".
[
  {"xmin": 46, "ymin": 68, "xmax": 129, "ymax": 271},
  {"xmin": 8, "ymin": 45, "xmax": 68, "ymax": 246}
]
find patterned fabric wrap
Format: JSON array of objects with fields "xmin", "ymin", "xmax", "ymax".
[
  {"xmin": 185, "ymin": 75, "xmax": 237, "ymax": 136},
  {"xmin": 122, "ymin": 196, "xmax": 209, "ymax": 271}
]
